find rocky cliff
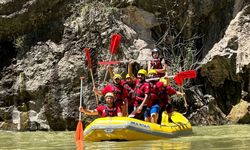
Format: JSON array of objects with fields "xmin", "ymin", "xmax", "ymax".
[{"xmin": 0, "ymin": 0, "xmax": 249, "ymax": 130}]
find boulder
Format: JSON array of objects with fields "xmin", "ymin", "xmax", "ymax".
[{"xmin": 227, "ymin": 100, "xmax": 250, "ymax": 124}]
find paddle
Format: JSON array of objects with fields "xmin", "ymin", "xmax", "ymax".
[
  {"xmin": 173, "ymin": 70, "xmax": 197, "ymax": 85},
  {"xmin": 98, "ymin": 59, "xmax": 158, "ymax": 65},
  {"xmin": 84, "ymin": 47, "xmax": 99, "ymax": 105},
  {"xmin": 103, "ymin": 34, "xmax": 121, "ymax": 83},
  {"xmin": 173, "ymin": 70, "xmax": 197, "ymax": 112},
  {"xmin": 75, "ymin": 77, "xmax": 84, "ymax": 149},
  {"xmin": 128, "ymin": 108, "xmax": 137, "ymax": 118}
]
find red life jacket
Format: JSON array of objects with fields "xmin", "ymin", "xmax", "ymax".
[
  {"xmin": 110, "ymin": 83, "xmax": 124, "ymax": 106},
  {"xmin": 158, "ymin": 88, "xmax": 170, "ymax": 108},
  {"xmin": 148, "ymin": 81, "xmax": 158, "ymax": 94},
  {"xmin": 132, "ymin": 80, "xmax": 150, "ymax": 106},
  {"xmin": 123, "ymin": 81, "xmax": 135, "ymax": 106},
  {"xmin": 148, "ymin": 81, "xmax": 159, "ymax": 107},
  {"xmin": 102, "ymin": 105, "xmax": 118, "ymax": 117},
  {"xmin": 150, "ymin": 58, "xmax": 165, "ymax": 77},
  {"xmin": 150, "ymin": 58, "xmax": 162, "ymax": 69}
]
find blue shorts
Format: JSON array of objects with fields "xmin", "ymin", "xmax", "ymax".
[{"xmin": 144, "ymin": 104, "xmax": 160, "ymax": 118}]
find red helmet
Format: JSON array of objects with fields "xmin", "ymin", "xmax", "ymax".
[{"xmin": 156, "ymin": 82, "xmax": 164, "ymax": 89}]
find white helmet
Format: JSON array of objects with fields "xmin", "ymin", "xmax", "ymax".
[{"xmin": 152, "ymin": 48, "xmax": 159, "ymax": 52}]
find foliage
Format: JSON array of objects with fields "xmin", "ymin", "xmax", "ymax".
[
  {"xmin": 154, "ymin": 18, "xmax": 202, "ymax": 88},
  {"xmin": 13, "ymin": 36, "xmax": 25, "ymax": 49}
]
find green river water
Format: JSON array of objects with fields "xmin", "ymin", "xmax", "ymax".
[{"xmin": 0, "ymin": 125, "xmax": 250, "ymax": 150}]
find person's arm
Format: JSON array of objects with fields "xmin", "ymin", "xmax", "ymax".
[
  {"xmin": 79, "ymin": 107, "xmax": 98, "ymax": 116},
  {"xmin": 147, "ymin": 60, "xmax": 152, "ymax": 71},
  {"xmin": 167, "ymin": 86, "xmax": 184, "ymax": 96},
  {"xmin": 93, "ymin": 88, "xmax": 103, "ymax": 97},
  {"xmin": 176, "ymin": 91, "xmax": 185, "ymax": 97},
  {"xmin": 117, "ymin": 106, "xmax": 123, "ymax": 117},
  {"xmin": 137, "ymin": 83, "xmax": 150, "ymax": 113},
  {"xmin": 155, "ymin": 59, "xmax": 167, "ymax": 74},
  {"xmin": 137, "ymin": 93, "xmax": 149, "ymax": 113},
  {"xmin": 128, "ymin": 60, "xmax": 135, "ymax": 79},
  {"xmin": 108, "ymin": 66, "xmax": 114, "ymax": 79}
]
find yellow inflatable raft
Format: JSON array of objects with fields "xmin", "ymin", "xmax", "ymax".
[{"xmin": 84, "ymin": 111, "xmax": 192, "ymax": 142}]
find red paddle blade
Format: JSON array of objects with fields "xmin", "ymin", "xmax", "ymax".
[
  {"xmin": 174, "ymin": 70, "xmax": 197, "ymax": 86},
  {"xmin": 84, "ymin": 48, "xmax": 92, "ymax": 69},
  {"xmin": 98, "ymin": 61, "xmax": 120, "ymax": 65},
  {"xmin": 75, "ymin": 121, "xmax": 83, "ymax": 141},
  {"xmin": 109, "ymin": 34, "xmax": 121, "ymax": 55},
  {"xmin": 176, "ymin": 70, "xmax": 197, "ymax": 79},
  {"xmin": 174, "ymin": 75, "xmax": 183, "ymax": 86}
]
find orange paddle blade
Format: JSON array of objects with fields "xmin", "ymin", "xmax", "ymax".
[
  {"xmin": 75, "ymin": 121, "xmax": 83, "ymax": 141},
  {"xmin": 76, "ymin": 140, "xmax": 83, "ymax": 150}
]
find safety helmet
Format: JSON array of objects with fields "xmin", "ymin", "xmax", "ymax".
[
  {"xmin": 113, "ymin": 74, "xmax": 122, "ymax": 80},
  {"xmin": 148, "ymin": 69, "xmax": 157, "ymax": 75},
  {"xmin": 152, "ymin": 48, "xmax": 159, "ymax": 52},
  {"xmin": 126, "ymin": 74, "xmax": 131, "ymax": 78},
  {"xmin": 137, "ymin": 69, "xmax": 147, "ymax": 76},
  {"xmin": 105, "ymin": 92, "xmax": 114, "ymax": 98},
  {"xmin": 159, "ymin": 77, "xmax": 170, "ymax": 86},
  {"xmin": 156, "ymin": 82, "xmax": 164, "ymax": 89}
]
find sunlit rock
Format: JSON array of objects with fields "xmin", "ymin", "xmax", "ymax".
[{"xmin": 227, "ymin": 100, "xmax": 250, "ymax": 124}]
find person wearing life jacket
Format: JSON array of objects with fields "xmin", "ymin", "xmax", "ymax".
[
  {"xmin": 131, "ymin": 69, "xmax": 150, "ymax": 120},
  {"xmin": 156, "ymin": 82, "xmax": 184, "ymax": 123},
  {"xmin": 79, "ymin": 92, "xmax": 122, "ymax": 117},
  {"xmin": 122, "ymin": 73, "xmax": 136, "ymax": 115},
  {"xmin": 122, "ymin": 60, "xmax": 137, "ymax": 115},
  {"xmin": 144, "ymin": 69, "xmax": 160, "ymax": 123},
  {"xmin": 148, "ymin": 48, "xmax": 167, "ymax": 77},
  {"xmin": 93, "ymin": 74, "xmax": 128, "ymax": 115}
]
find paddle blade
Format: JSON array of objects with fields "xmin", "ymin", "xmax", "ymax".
[
  {"xmin": 174, "ymin": 70, "xmax": 197, "ymax": 86},
  {"xmin": 75, "ymin": 121, "xmax": 83, "ymax": 141},
  {"xmin": 76, "ymin": 140, "xmax": 83, "ymax": 150},
  {"xmin": 84, "ymin": 48, "xmax": 92, "ymax": 69},
  {"xmin": 98, "ymin": 61, "xmax": 120, "ymax": 65},
  {"xmin": 109, "ymin": 34, "xmax": 121, "ymax": 55},
  {"xmin": 176, "ymin": 70, "xmax": 197, "ymax": 79},
  {"xmin": 174, "ymin": 75, "xmax": 183, "ymax": 86}
]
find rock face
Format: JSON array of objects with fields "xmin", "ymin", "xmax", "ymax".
[
  {"xmin": 201, "ymin": 5, "xmax": 250, "ymax": 114},
  {"xmin": 0, "ymin": 0, "xmax": 73, "ymax": 41},
  {"xmin": 0, "ymin": 1, "xmax": 249, "ymax": 130}
]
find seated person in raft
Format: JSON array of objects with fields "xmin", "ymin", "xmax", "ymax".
[{"xmin": 79, "ymin": 92, "xmax": 123, "ymax": 117}]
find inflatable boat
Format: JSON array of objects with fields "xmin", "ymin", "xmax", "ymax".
[{"xmin": 84, "ymin": 111, "xmax": 192, "ymax": 142}]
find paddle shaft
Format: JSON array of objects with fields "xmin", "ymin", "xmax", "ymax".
[
  {"xmin": 103, "ymin": 55, "xmax": 113, "ymax": 84},
  {"xmin": 179, "ymin": 86, "xmax": 188, "ymax": 110},
  {"xmin": 98, "ymin": 59, "xmax": 159, "ymax": 65},
  {"xmin": 79, "ymin": 77, "xmax": 83, "ymax": 120},
  {"xmin": 89, "ymin": 68, "xmax": 99, "ymax": 105},
  {"xmin": 128, "ymin": 108, "xmax": 137, "ymax": 118},
  {"xmin": 84, "ymin": 47, "xmax": 99, "ymax": 105}
]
